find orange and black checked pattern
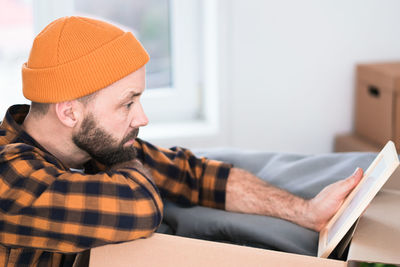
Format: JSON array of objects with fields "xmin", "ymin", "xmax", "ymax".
[{"xmin": 0, "ymin": 105, "xmax": 231, "ymax": 266}]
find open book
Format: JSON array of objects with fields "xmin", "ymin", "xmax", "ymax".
[{"xmin": 318, "ymin": 140, "xmax": 399, "ymax": 258}]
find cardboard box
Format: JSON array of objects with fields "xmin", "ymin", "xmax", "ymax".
[
  {"xmin": 334, "ymin": 133, "xmax": 381, "ymax": 152},
  {"xmin": 89, "ymin": 170, "xmax": 400, "ymax": 267},
  {"xmin": 355, "ymin": 62, "xmax": 400, "ymax": 149},
  {"xmin": 89, "ymin": 233, "xmax": 346, "ymax": 267}
]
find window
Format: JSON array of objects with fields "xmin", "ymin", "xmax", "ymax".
[{"xmin": 0, "ymin": 0, "xmax": 210, "ymax": 125}]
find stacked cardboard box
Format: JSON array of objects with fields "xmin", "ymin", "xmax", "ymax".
[
  {"xmin": 335, "ymin": 62, "xmax": 400, "ymax": 153},
  {"xmin": 334, "ymin": 134, "xmax": 380, "ymax": 152}
]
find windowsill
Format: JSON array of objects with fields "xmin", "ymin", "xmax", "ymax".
[{"xmin": 139, "ymin": 118, "xmax": 219, "ymax": 141}]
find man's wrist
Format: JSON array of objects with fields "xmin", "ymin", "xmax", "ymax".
[{"xmin": 300, "ymin": 199, "xmax": 322, "ymax": 232}]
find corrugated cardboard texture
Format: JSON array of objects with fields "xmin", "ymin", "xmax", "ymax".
[
  {"xmin": 89, "ymin": 233, "xmax": 346, "ymax": 267},
  {"xmin": 347, "ymin": 190, "xmax": 400, "ymax": 265},
  {"xmin": 334, "ymin": 134, "xmax": 380, "ymax": 152}
]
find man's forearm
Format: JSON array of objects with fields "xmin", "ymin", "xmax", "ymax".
[
  {"xmin": 225, "ymin": 167, "xmax": 363, "ymax": 231},
  {"xmin": 225, "ymin": 168, "xmax": 314, "ymax": 229}
]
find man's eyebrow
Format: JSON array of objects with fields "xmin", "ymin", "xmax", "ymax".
[{"xmin": 120, "ymin": 90, "xmax": 142, "ymax": 102}]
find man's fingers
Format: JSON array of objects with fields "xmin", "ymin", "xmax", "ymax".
[
  {"xmin": 345, "ymin": 167, "xmax": 363, "ymax": 190},
  {"xmin": 351, "ymin": 167, "xmax": 363, "ymax": 182}
]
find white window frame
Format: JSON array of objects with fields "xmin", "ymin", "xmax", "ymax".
[
  {"xmin": 140, "ymin": 0, "xmax": 221, "ymax": 141},
  {"xmin": 142, "ymin": 0, "xmax": 202, "ymax": 123},
  {"xmin": 32, "ymin": 0, "xmax": 211, "ymax": 124}
]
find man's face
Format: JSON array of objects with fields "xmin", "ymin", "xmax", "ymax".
[
  {"xmin": 72, "ymin": 113, "xmax": 138, "ymax": 165},
  {"xmin": 72, "ymin": 66, "xmax": 148, "ymax": 165}
]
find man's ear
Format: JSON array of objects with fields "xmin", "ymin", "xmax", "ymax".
[{"xmin": 54, "ymin": 101, "xmax": 81, "ymax": 128}]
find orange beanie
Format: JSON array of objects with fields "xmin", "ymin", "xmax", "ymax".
[{"xmin": 22, "ymin": 16, "xmax": 150, "ymax": 103}]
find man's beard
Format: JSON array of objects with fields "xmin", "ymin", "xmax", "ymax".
[{"xmin": 72, "ymin": 113, "xmax": 138, "ymax": 166}]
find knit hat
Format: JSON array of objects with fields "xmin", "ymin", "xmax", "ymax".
[{"xmin": 22, "ymin": 16, "xmax": 150, "ymax": 103}]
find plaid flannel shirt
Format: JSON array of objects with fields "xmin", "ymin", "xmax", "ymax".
[{"xmin": 0, "ymin": 105, "xmax": 231, "ymax": 266}]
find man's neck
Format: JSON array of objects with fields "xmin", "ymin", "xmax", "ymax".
[{"xmin": 22, "ymin": 113, "xmax": 90, "ymax": 169}]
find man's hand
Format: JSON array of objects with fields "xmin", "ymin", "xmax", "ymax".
[{"xmin": 305, "ymin": 168, "xmax": 364, "ymax": 231}]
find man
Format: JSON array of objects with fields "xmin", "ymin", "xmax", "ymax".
[{"xmin": 0, "ymin": 16, "xmax": 363, "ymax": 266}]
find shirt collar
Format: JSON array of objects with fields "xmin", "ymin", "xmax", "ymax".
[{"xmin": 1, "ymin": 104, "xmax": 52, "ymax": 154}]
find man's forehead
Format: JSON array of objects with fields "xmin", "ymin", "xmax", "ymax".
[{"xmin": 98, "ymin": 68, "xmax": 146, "ymax": 99}]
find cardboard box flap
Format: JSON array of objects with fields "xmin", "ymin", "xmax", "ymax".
[
  {"xmin": 90, "ymin": 233, "xmax": 346, "ymax": 267},
  {"xmin": 367, "ymin": 63, "xmax": 400, "ymax": 77},
  {"xmin": 347, "ymin": 190, "xmax": 400, "ymax": 265}
]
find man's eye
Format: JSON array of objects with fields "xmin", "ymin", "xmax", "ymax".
[{"xmin": 126, "ymin": 102, "xmax": 134, "ymax": 108}]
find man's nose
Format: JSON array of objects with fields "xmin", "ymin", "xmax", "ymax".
[{"xmin": 130, "ymin": 103, "xmax": 149, "ymax": 128}]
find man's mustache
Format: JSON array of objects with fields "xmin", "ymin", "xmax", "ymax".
[{"xmin": 121, "ymin": 128, "xmax": 139, "ymax": 145}]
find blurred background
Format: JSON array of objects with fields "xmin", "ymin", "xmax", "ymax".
[{"xmin": 1, "ymin": 0, "xmax": 400, "ymax": 154}]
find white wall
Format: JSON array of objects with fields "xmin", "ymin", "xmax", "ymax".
[
  {"xmin": 224, "ymin": 0, "xmax": 400, "ymax": 154},
  {"xmin": 147, "ymin": 0, "xmax": 400, "ymax": 154}
]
